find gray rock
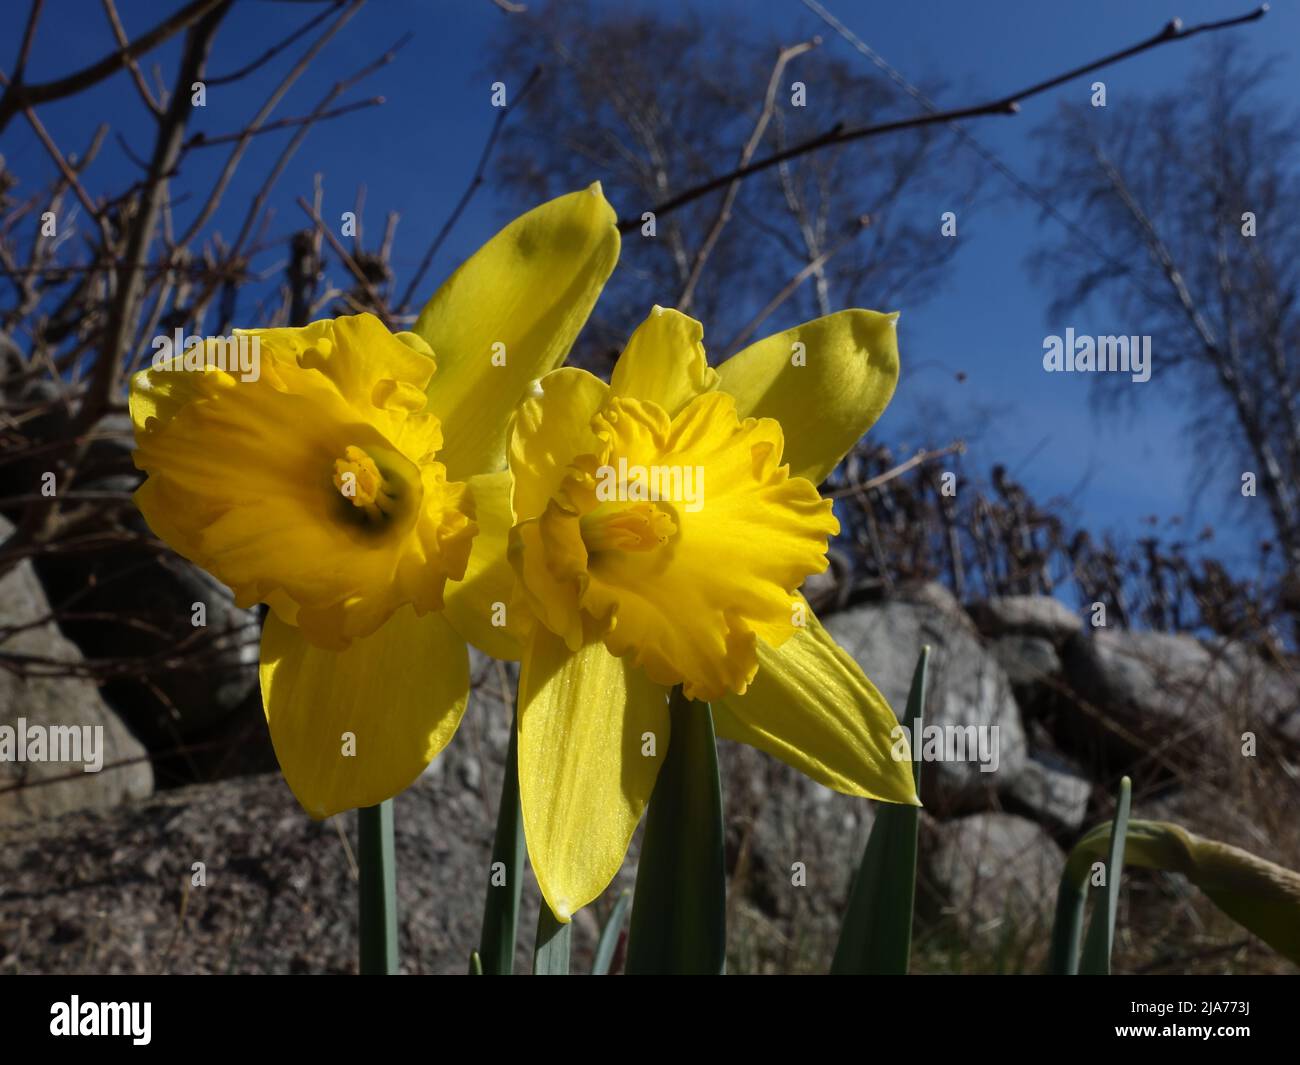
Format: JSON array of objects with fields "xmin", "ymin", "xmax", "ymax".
[
  {"xmin": 1061, "ymin": 630, "xmax": 1245, "ymax": 765},
  {"xmin": 798, "ymin": 546, "xmax": 851, "ymax": 615},
  {"xmin": 991, "ymin": 635, "xmax": 1061, "ymax": 688},
  {"xmin": 718, "ymin": 737, "xmax": 894, "ymax": 973},
  {"xmin": 0, "ymin": 725, "xmax": 885, "ymax": 975},
  {"xmin": 721, "ymin": 741, "xmax": 873, "ymax": 915},
  {"xmin": 2, "ymin": 408, "xmax": 261, "ymax": 755},
  {"xmin": 970, "ymin": 595, "xmax": 1082, "ymax": 642},
  {"xmin": 1002, "ymin": 755, "xmax": 1092, "ymax": 833},
  {"xmin": 0, "ymin": 387, "xmax": 136, "ymax": 509},
  {"xmin": 0, "ymin": 767, "xmax": 551, "ymax": 974},
  {"xmin": 824, "ymin": 583, "xmax": 1027, "ymax": 812},
  {"xmin": 895, "ymin": 580, "xmax": 977, "ymax": 631},
  {"xmin": 32, "ymin": 514, "xmax": 261, "ymax": 750},
  {"xmin": 1206, "ymin": 638, "xmax": 1299, "ymax": 748},
  {"xmin": 0, "ymin": 515, "xmax": 153, "ymax": 823},
  {"xmin": 919, "ymin": 811, "xmax": 1064, "ymax": 960}
]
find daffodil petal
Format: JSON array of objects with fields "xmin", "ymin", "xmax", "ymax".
[
  {"xmin": 443, "ymin": 469, "xmax": 524, "ymax": 661},
  {"xmin": 713, "ymin": 606, "xmax": 918, "ymax": 805},
  {"xmin": 517, "ymin": 626, "xmax": 670, "ymax": 921},
  {"xmin": 509, "ymin": 516, "xmax": 585, "ymax": 652},
  {"xmin": 129, "ymin": 342, "xmax": 231, "ymax": 433},
  {"xmin": 716, "ymin": 309, "xmax": 899, "ymax": 485},
  {"xmin": 610, "ymin": 305, "xmax": 718, "ymax": 416},
  {"xmin": 415, "ymin": 184, "xmax": 620, "ymax": 481},
  {"xmin": 259, "ymin": 606, "xmax": 469, "ymax": 818},
  {"xmin": 240, "ymin": 314, "xmax": 435, "ymax": 410},
  {"xmin": 507, "ymin": 366, "xmax": 609, "ymax": 522}
]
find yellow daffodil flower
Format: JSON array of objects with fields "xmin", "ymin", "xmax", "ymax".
[
  {"xmin": 483, "ymin": 304, "xmax": 919, "ymax": 921},
  {"xmin": 128, "ymin": 185, "xmax": 619, "ymax": 817}
]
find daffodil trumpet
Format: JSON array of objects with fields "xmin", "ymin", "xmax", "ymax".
[{"xmin": 490, "ymin": 301, "xmax": 920, "ymax": 924}]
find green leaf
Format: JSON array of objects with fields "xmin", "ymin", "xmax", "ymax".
[
  {"xmin": 1050, "ymin": 777, "xmax": 1133, "ymax": 975},
  {"xmin": 477, "ymin": 705, "xmax": 526, "ymax": 975},
  {"xmin": 468, "ymin": 951, "xmax": 483, "ymax": 975},
  {"xmin": 830, "ymin": 646, "xmax": 927, "ymax": 975},
  {"xmin": 1078, "ymin": 776, "xmax": 1132, "ymax": 975},
  {"xmin": 592, "ymin": 890, "xmax": 632, "ymax": 975},
  {"xmin": 358, "ymin": 800, "xmax": 398, "ymax": 975},
  {"xmin": 1047, "ymin": 866, "xmax": 1087, "ymax": 975},
  {"xmin": 533, "ymin": 903, "xmax": 572, "ymax": 975},
  {"xmin": 625, "ymin": 688, "xmax": 726, "ymax": 975}
]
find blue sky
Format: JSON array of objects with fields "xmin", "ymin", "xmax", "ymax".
[{"xmin": 6, "ymin": 0, "xmax": 1296, "ymax": 570}]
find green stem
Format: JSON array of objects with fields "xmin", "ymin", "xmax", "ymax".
[
  {"xmin": 830, "ymin": 645, "xmax": 928, "ymax": 974},
  {"xmin": 358, "ymin": 800, "xmax": 398, "ymax": 975},
  {"xmin": 477, "ymin": 706, "xmax": 526, "ymax": 974},
  {"xmin": 1047, "ymin": 868, "xmax": 1086, "ymax": 975},
  {"xmin": 624, "ymin": 687, "xmax": 726, "ymax": 975},
  {"xmin": 533, "ymin": 903, "xmax": 571, "ymax": 974}
]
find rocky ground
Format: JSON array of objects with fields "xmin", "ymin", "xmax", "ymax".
[{"xmin": 2, "ymin": 526, "xmax": 1298, "ymax": 974}]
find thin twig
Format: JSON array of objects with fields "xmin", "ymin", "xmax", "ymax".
[
  {"xmin": 723, "ymin": 213, "xmax": 869, "ymax": 354},
  {"xmin": 18, "ymin": 106, "xmax": 109, "ymax": 243},
  {"xmin": 101, "ymin": 0, "xmax": 163, "ymax": 116},
  {"xmin": 12, "ymin": 0, "xmax": 46, "ymax": 85},
  {"xmin": 397, "ymin": 65, "xmax": 543, "ymax": 314},
  {"xmin": 296, "ymin": 196, "xmax": 390, "ymax": 325},
  {"xmin": 93, "ymin": 5, "xmax": 226, "ymax": 424},
  {"xmin": 178, "ymin": 0, "xmax": 363, "ymax": 247},
  {"xmin": 615, "ymin": 6, "xmax": 1268, "ymax": 233},
  {"xmin": 678, "ymin": 38, "xmax": 820, "ymax": 312},
  {"xmin": 0, "ymin": 0, "xmax": 228, "ymax": 133},
  {"xmin": 185, "ymin": 97, "xmax": 385, "ymax": 149},
  {"xmin": 224, "ymin": 32, "xmax": 412, "ymax": 262},
  {"xmin": 829, "ymin": 441, "xmax": 967, "ymax": 497},
  {"xmin": 801, "ymin": 0, "xmax": 1154, "ymax": 284},
  {"xmin": 206, "ymin": 0, "xmax": 346, "ymax": 86}
]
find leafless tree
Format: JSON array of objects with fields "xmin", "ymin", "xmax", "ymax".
[
  {"xmin": 1029, "ymin": 43, "xmax": 1300, "ymax": 626},
  {"xmin": 488, "ymin": 0, "xmax": 976, "ymax": 369},
  {"xmin": 0, "ymin": 0, "xmax": 413, "ymax": 780}
]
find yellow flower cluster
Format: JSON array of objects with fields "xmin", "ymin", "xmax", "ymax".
[{"xmin": 130, "ymin": 185, "xmax": 916, "ymax": 921}]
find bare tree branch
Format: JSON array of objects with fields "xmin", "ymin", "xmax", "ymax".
[
  {"xmin": 723, "ymin": 213, "xmax": 869, "ymax": 354},
  {"xmin": 677, "ymin": 38, "xmax": 819, "ymax": 312},
  {"xmin": 296, "ymin": 196, "xmax": 389, "ymax": 326},
  {"xmin": 616, "ymin": 5, "xmax": 1268, "ymax": 233},
  {"xmin": 0, "ymin": 0, "xmax": 229, "ymax": 133},
  {"xmin": 101, "ymin": 0, "xmax": 164, "ymax": 116},
  {"xmin": 397, "ymin": 65, "xmax": 543, "ymax": 314}
]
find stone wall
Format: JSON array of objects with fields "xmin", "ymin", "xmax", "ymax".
[{"xmin": 2, "ymin": 572, "xmax": 1296, "ymax": 973}]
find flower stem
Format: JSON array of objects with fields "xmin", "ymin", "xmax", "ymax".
[
  {"xmin": 477, "ymin": 705, "xmax": 526, "ymax": 974},
  {"xmin": 532, "ymin": 903, "xmax": 571, "ymax": 974},
  {"xmin": 624, "ymin": 687, "xmax": 726, "ymax": 974},
  {"xmin": 358, "ymin": 800, "xmax": 398, "ymax": 974},
  {"xmin": 830, "ymin": 645, "xmax": 928, "ymax": 974}
]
